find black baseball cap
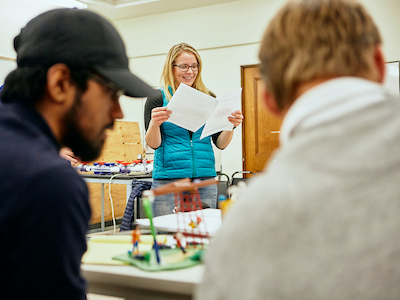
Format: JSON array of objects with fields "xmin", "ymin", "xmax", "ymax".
[{"xmin": 14, "ymin": 8, "xmax": 157, "ymax": 98}]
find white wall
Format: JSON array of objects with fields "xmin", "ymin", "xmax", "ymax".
[
  {"xmin": 115, "ymin": 0, "xmax": 283, "ymax": 176},
  {"xmin": 0, "ymin": 0, "xmax": 59, "ymax": 84},
  {"xmin": 0, "ymin": 0, "xmax": 399, "ymax": 176},
  {"xmin": 0, "ymin": 0, "xmax": 59, "ymax": 58},
  {"xmin": 0, "ymin": 59, "xmax": 16, "ymax": 85},
  {"xmin": 126, "ymin": 42, "xmax": 261, "ymax": 175},
  {"xmin": 113, "ymin": 0, "xmax": 400, "ymax": 177},
  {"xmin": 361, "ymin": 0, "xmax": 400, "ymax": 61}
]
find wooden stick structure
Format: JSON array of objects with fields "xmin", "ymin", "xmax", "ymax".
[
  {"xmin": 174, "ymin": 188, "xmax": 210, "ymax": 247},
  {"xmin": 141, "ymin": 178, "xmax": 217, "ymax": 250}
]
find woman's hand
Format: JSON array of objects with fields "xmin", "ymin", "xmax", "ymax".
[
  {"xmin": 228, "ymin": 110, "xmax": 244, "ymax": 128},
  {"xmin": 215, "ymin": 110, "xmax": 244, "ymax": 149},
  {"xmin": 150, "ymin": 106, "xmax": 172, "ymax": 127},
  {"xmin": 146, "ymin": 107, "xmax": 172, "ymax": 149}
]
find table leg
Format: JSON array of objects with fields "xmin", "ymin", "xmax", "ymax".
[
  {"xmin": 101, "ymin": 183, "xmax": 105, "ymax": 232},
  {"xmin": 126, "ymin": 183, "xmax": 132, "ymax": 204}
]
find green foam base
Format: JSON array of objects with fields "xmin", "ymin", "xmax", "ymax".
[{"xmin": 112, "ymin": 248, "xmax": 204, "ymax": 271}]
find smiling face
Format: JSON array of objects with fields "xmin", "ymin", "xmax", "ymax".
[{"xmin": 172, "ymin": 51, "xmax": 198, "ymax": 89}]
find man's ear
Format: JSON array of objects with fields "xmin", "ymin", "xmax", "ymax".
[
  {"xmin": 262, "ymin": 87, "xmax": 283, "ymax": 118},
  {"xmin": 46, "ymin": 63, "xmax": 74, "ymax": 104},
  {"xmin": 374, "ymin": 45, "xmax": 386, "ymax": 84}
]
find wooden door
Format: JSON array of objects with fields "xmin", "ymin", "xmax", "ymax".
[{"xmin": 241, "ymin": 65, "xmax": 282, "ymax": 175}]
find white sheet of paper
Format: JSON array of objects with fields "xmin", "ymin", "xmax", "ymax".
[
  {"xmin": 200, "ymin": 88, "xmax": 242, "ymax": 139},
  {"xmin": 166, "ymin": 83, "xmax": 218, "ymax": 132},
  {"xmin": 135, "ymin": 209, "xmax": 222, "ymax": 236}
]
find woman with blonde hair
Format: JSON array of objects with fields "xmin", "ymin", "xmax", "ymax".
[{"xmin": 144, "ymin": 43, "xmax": 243, "ymax": 217}]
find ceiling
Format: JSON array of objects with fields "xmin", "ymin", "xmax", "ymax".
[
  {"xmin": 1, "ymin": 0, "xmax": 243, "ymax": 59},
  {"xmin": 82, "ymin": 0, "xmax": 242, "ymax": 21},
  {"xmin": 6, "ymin": 0, "xmax": 242, "ymax": 26}
]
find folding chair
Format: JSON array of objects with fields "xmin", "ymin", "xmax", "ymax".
[
  {"xmin": 216, "ymin": 172, "xmax": 230, "ymax": 208},
  {"xmin": 231, "ymin": 171, "xmax": 256, "ymax": 187}
]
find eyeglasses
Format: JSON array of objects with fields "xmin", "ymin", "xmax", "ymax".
[
  {"xmin": 173, "ymin": 64, "xmax": 199, "ymax": 72},
  {"xmin": 89, "ymin": 73, "xmax": 124, "ymax": 100}
]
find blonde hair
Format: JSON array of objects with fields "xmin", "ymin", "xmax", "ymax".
[
  {"xmin": 160, "ymin": 43, "xmax": 210, "ymax": 100},
  {"xmin": 258, "ymin": 0, "xmax": 382, "ymax": 110}
]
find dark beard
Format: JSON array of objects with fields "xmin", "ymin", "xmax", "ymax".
[{"xmin": 62, "ymin": 92, "xmax": 112, "ymax": 162}]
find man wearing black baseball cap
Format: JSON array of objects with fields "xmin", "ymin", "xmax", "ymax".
[{"xmin": 0, "ymin": 8, "xmax": 157, "ymax": 300}]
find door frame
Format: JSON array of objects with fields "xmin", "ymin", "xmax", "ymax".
[{"xmin": 241, "ymin": 63, "xmax": 260, "ymax": 175}]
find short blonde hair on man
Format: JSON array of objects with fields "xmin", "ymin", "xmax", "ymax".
[
  {"xmin": 258, "ymin": 0, "xmax": 382, "ymax": 110},
  {"xmin": 160, "ymin": 43, "xmax": 211, "ymax": 100}
]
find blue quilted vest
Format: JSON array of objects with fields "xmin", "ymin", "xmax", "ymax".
[{"xmin": 152, "ymin": 87, "xmax": 216, "ymax": 179}]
